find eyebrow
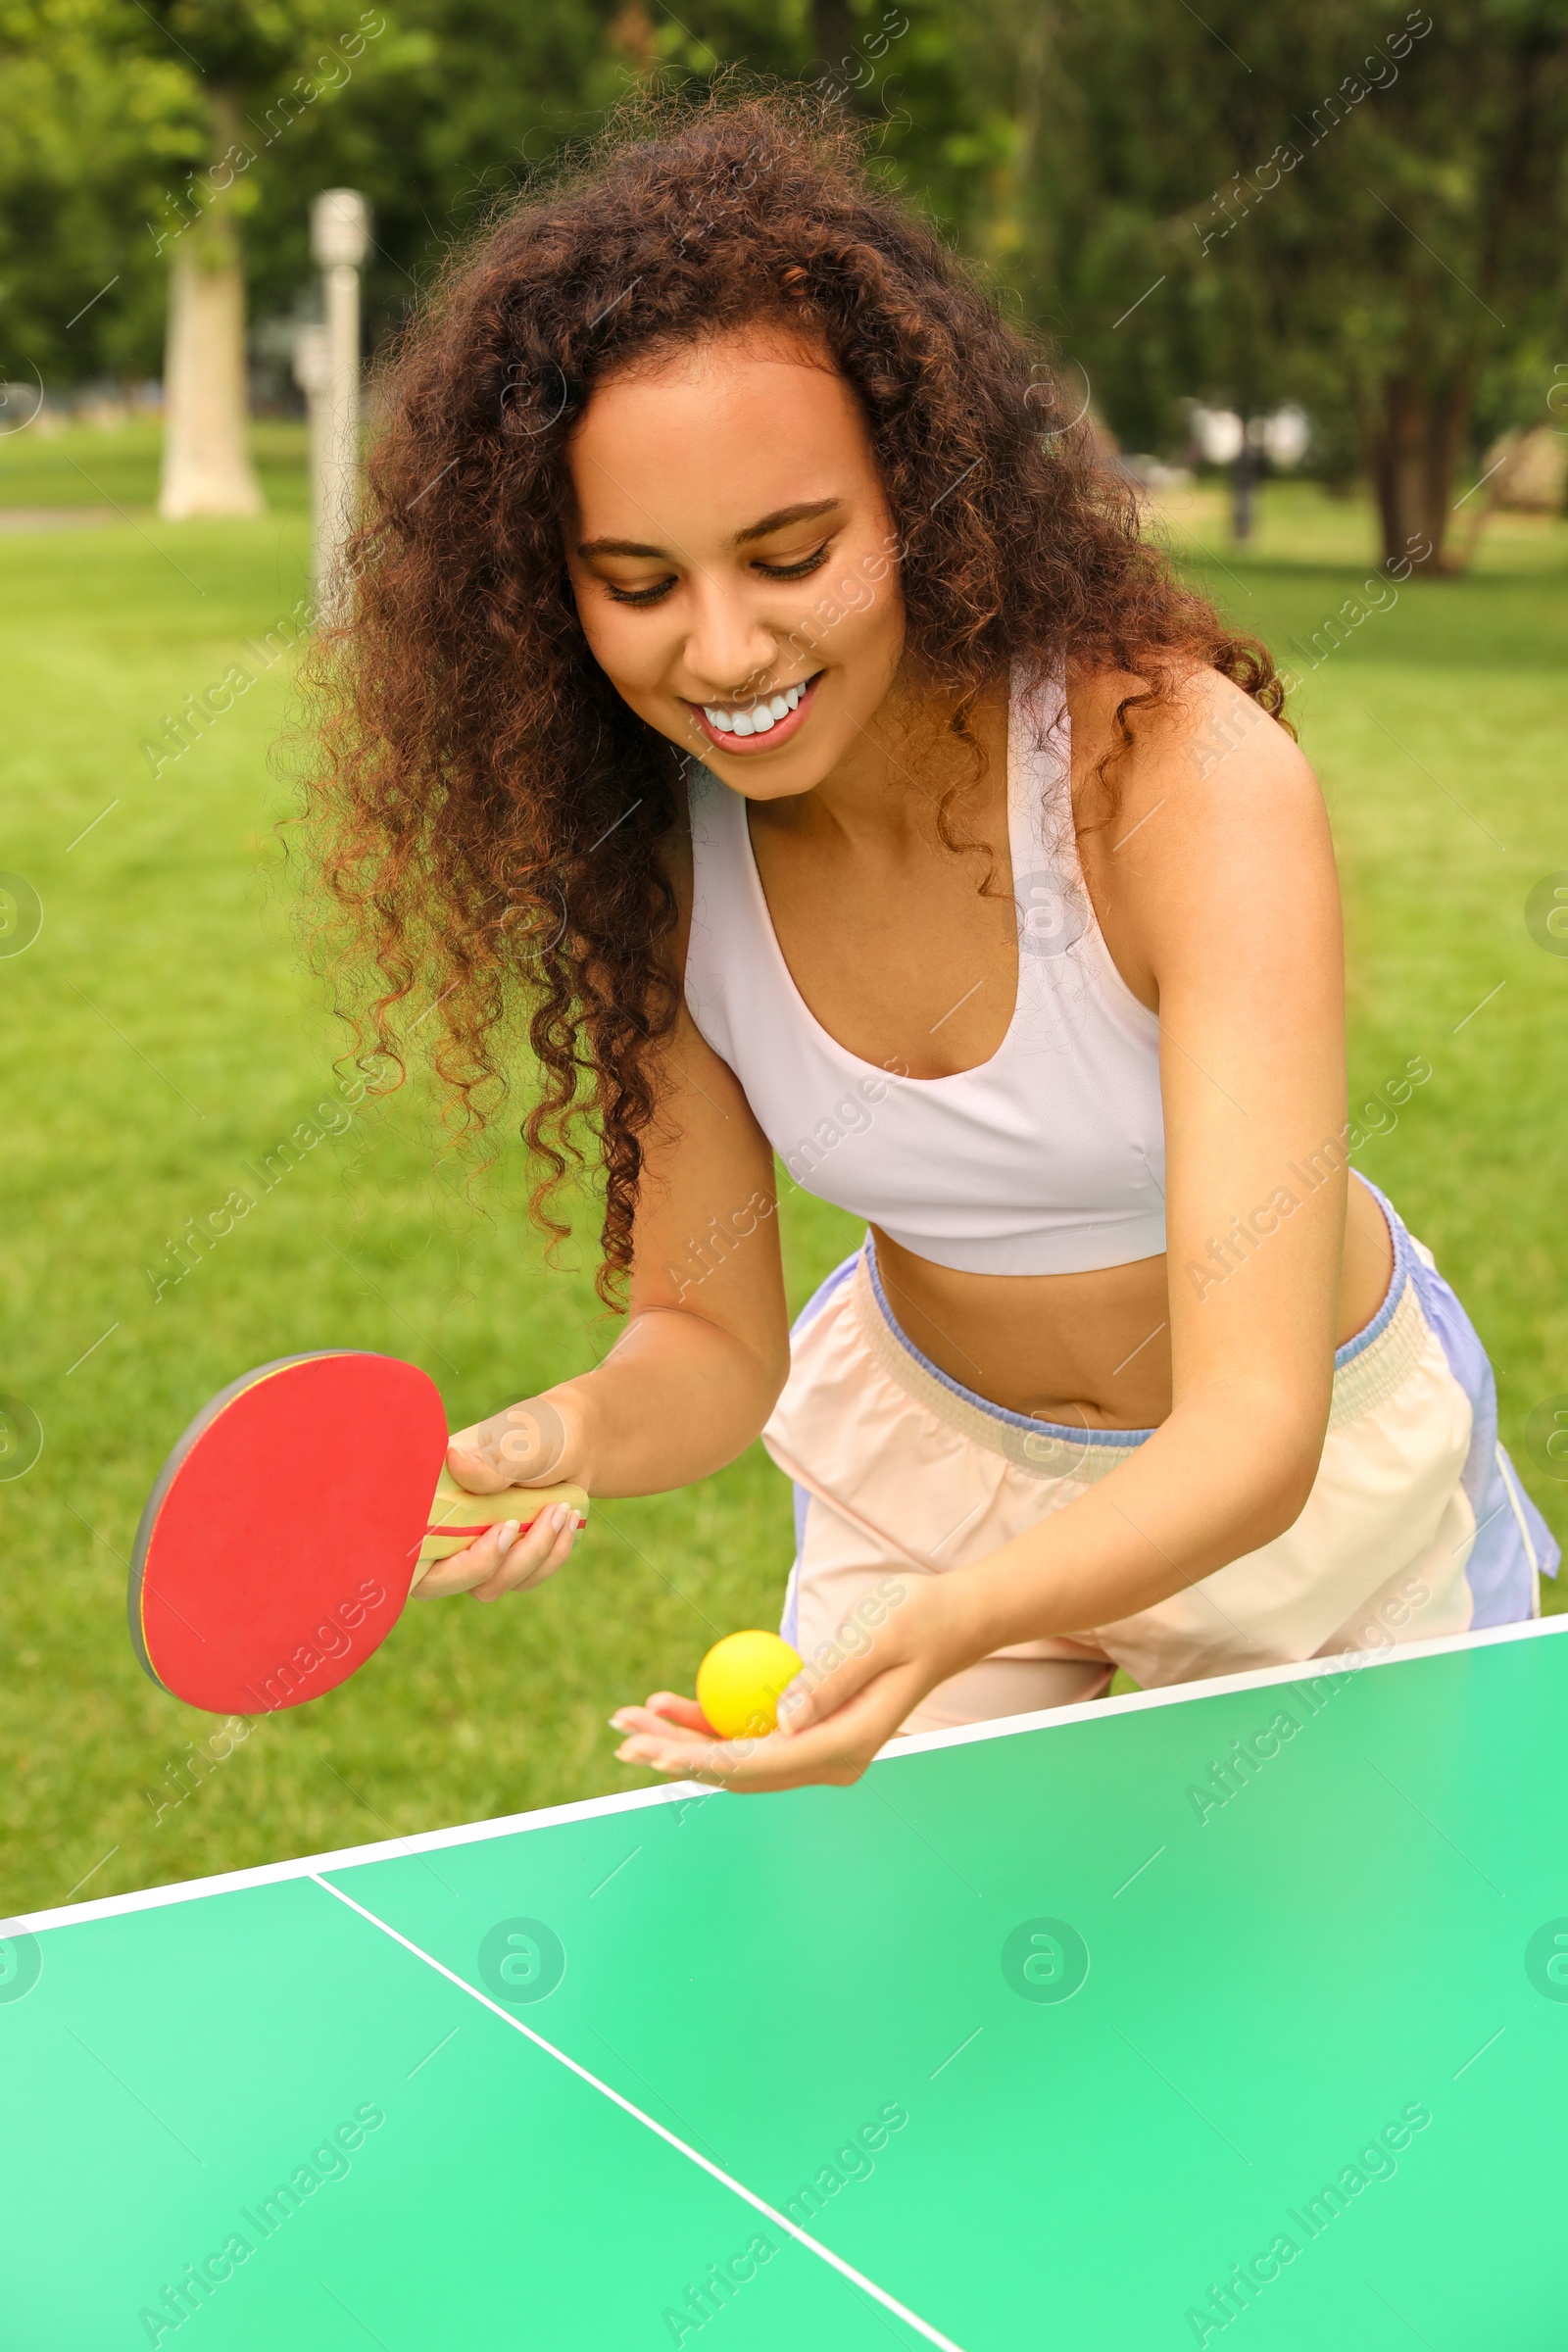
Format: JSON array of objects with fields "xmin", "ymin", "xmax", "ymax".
[
  {"xmin": 575, "ymin": 497, "xmax": 844, "ymax": 563},
  {"xmin": 734, "ymin": 497, "xmax": 843, "ymax": 546}
]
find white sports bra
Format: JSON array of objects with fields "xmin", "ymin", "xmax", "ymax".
[{"xmin": 682, "ymin": 664, "xmax": 1166, "ymax": 1276}]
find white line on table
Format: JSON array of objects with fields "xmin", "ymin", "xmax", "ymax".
[{"xmin": 309, "ymin": 1873, "xmax": 970, "ymax": 2351}]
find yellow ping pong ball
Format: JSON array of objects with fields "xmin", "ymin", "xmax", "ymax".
[{"xmin": 696, "ymin": 1631, "xmax": 803, "ymax": 1740}]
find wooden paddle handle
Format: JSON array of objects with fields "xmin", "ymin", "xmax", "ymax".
[{"xmin": 409, "ymin": 1468, "xmax": 590, "ymax": 1586}]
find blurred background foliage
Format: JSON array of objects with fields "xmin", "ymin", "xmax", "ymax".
[{"xmin": 3, "ymin": 0, "xmax": 1566, "ymax": 551}]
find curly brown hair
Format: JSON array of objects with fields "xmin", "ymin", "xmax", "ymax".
[{"xmin": 301, "ymin": 80, "xmax": 1286, "ymax": 1306}]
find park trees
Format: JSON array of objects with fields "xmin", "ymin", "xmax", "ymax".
[
  {"xmin": 2, "ymin": 0, "xmax": 1562, "ymax": 557},
  {"xmin": 135, "ymin": 0, "xmax": 419, "ymax": 518},
  {"xmin": 0, "ymin": 0, "xmax": 187, "ymax": 396},
  {"xmin": 975, "ymin": 0, "xmax": 1568, "ymax": 569},
  {"xmin": 562, "ymin": 0, "xmax": 1568, "ymax": 567},
  {"xmin": 0, "ymin": 0, "xmax": 424, "ymax": 512}
]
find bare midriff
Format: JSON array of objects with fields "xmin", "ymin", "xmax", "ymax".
[{"xmin": 870, "ymin": 1172, "xmax": 1395, "ymax": 1429}]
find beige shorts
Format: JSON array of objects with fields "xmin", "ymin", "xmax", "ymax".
[{"xmin": 762, "ymin": 1191, "xmax": 1552, "ymax": 1737}]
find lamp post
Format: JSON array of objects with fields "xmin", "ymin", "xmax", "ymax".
[
  {"xmin": 308, "ymin": 188, "xmax": 370, "ymax": 620},
  {"xmin": 289, "ymin": 321, "xmax": 330, "ymax": 563}
]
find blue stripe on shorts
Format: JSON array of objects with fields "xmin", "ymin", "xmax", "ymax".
[{"xmin": 1395, "ymin": 1216, "xmax": 1558, "ymax": 1622}]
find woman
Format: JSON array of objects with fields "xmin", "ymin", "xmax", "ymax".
[{"xmin": 311, "ymin": 93, "xmax": 1554, "ymax": 1791}]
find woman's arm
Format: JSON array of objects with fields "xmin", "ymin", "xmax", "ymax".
[
  {"xmin": 418, "ymin": 1004, "xmax": 791, "ymax": 1598},
  {"xmin": 949, "ymin": 661, "xmax": 1348, "ymax": 1627},
  {"xmin": 615, "ymin": 667, "xmax": 1353, "ymax": 1780}
]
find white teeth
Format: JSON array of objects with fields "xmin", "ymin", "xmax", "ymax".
[{"xmin": 702, "ymin": 678, "xmax": 811, "ymax": 737}]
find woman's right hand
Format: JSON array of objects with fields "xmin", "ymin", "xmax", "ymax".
[
  {"xmin": 413, "ymin": 1498, "xmax": 583, "ymax": 1602},
  {"xmin": 444, "ymin": 1391, "xmax": 585, "ymax": 1493},
  {"xmin": 413, "ymin": 1390, "xmax": 590, "ymax": 1603}
]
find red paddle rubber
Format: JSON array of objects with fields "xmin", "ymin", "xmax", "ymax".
[{"xmin": 130, "ymin": 1352, "xmax": 450, "ymax": 1715}]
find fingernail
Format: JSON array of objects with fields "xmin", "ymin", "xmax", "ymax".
[
  {"xmin": 608, "ymin": 1713, "xmax": 628, "ymax": 1731},
  {"xmin": 496, "ymin": 1519, "xmax": 520, "ymax": 1554},
  {"xmin": 551, "ymin": 1504, "xmax": 569, "ymax": 1532}
]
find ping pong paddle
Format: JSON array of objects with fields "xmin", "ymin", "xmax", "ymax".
[{"xmin": 129, "ymin": 1351, "xmax": 587, "ymax": 1715}]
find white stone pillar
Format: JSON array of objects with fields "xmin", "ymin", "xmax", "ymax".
[{"xmin": 309, "ymin": 189, "xmax": 370, "ymax": 621}]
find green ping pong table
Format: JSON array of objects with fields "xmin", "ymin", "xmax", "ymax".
[{"xmin": 7, "ymin": 1616, "xmax": 1568, "ymax": 2350}]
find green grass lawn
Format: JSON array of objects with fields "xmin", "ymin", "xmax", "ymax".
[
  {"xmin": 0, "ymin": 415, "xmax": 310, "ymax": 514},
  {"xmin": 3, "ymin": 440, "xmax": 1566, "ymax": 1921}
]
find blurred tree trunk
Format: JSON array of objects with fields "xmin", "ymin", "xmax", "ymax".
[
  {"xmin": 811, "ymin": 0, "xmax": 859, "ymax": 92},
  {"xmin": 158, "ymin": 89, "xmax": 264, "ymax": 520},
  {"xmin": 1365, "ymin": 372, "xmax": 1473, "ymax": 574}
]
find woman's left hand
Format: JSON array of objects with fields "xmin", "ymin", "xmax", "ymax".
[{"xmin": 610, "ymin": 1575, "xmax": 980, "ymax": 1791}]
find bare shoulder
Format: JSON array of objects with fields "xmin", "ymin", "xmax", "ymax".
[
  {"xmin": 1067, "ymin": 658, "xmax": 1333, "ymax": 1000},
  {"xmin": 1068, "ymin": 658, "xmax": 1314, "ymax": 821}
]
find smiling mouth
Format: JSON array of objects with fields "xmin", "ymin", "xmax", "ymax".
[{"xmin": 686, "ymin": 670, "xmax": 823, "ymax": 753}]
